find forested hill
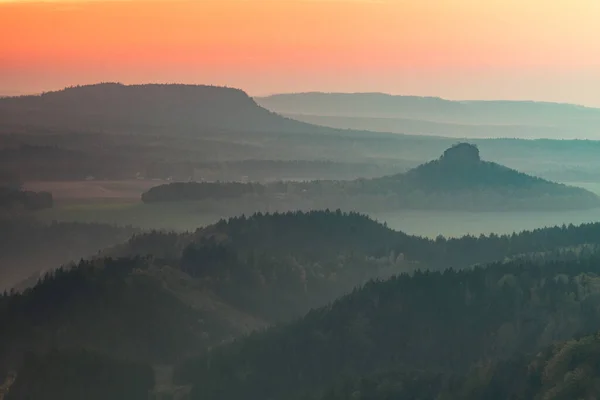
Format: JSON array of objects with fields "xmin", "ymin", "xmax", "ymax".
[
  {"xmin": 114, "ymin": 210, "xmax": 600, "ymax": 274},
  {"xmin": 0, "ymin": 83, "xmax": 322, "ymax": 135},
  {"xmin": 142, "ymin": 144, "xmax": 600, "ymax": 211},
  {"xmin": 176, "ymin": 255, "xmax": 600, "ymax": 400},
  {"xmin": 7, "ymin": 211, "xmax": 600, "ymax": 397},
  {"xmin": 374, "ymin": 143, "xmax": 597, "ymax": 196}
]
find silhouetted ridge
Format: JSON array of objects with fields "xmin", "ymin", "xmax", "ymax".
[
  {"xmin": 0, "ymin": 83, "xmax": 318, "ymax": 135},
  {"xmin": 256, "ymin": 92, "xmax": 600, "ymax": 120}
]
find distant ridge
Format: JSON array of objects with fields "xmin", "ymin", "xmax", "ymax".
[
  {"xmin": 257, "ymin": 92, "xmax": 599, "ymax": 118},
  {"xmin": 256, "ymin": 92, "xmax": 600, "ymax": 139},
  {"xmin": 0, "ymin": 83, "xmax": 322, "ymax": 135}
]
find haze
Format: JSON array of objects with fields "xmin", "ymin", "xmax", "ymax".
[{"xmin": 1, "ymin": 0, "xmax": 599, "ymax": 106}]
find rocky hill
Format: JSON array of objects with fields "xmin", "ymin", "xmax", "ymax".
[{"xmin": 358, "ymin": 143, "xmax": 600, "ymax": 210}]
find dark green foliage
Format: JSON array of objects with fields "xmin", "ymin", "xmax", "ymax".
[
  {"xmin": 448, "ymin": 332, "xmax": 600, "ymax": 400},
  {"xmin": 294, "ymin": 369, "xmax": 451, "ymax": 400},
  {"xmin": 294, "ymin": 332, "xmax": 600, "ymax": 400},
  {"xmin": 177, "ymin": 256, "xmax": 600, "ymax": 400},
  {"xmin": 180, "ymin": 211, "xmax": 409, "ymax": 320},
  {"xmin": 5, "ymin": 349, "xmax": 154, "ymax": 400},
  {"xmin": 7, "ymin": 211, "xmax": 600, "ymax": 398},
  {"xmin": 105, "ymin": 211, "xmax": 600, "ymax": 323},
  {"xmin": 0, "ymin": 257, "xmax": 229, "ymax": 370},
  {"xmin": 126, "ymin": 210, "xmax": 600, "ymax": 276}
]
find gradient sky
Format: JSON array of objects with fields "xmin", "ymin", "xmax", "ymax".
[{"xmin": 1, "ymin": 0, "xmax": 599, "ymax": 105}]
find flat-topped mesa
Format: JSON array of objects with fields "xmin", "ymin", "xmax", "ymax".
[{"xmin": 440, "ymin": 143, "xmax": 481, "ymax": 165}]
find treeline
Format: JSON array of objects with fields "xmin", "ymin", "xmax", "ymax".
[
  {"xmin": 140, "ymin": 157, "xmax": 600, "ymax": 211},
  {"xmin": 119, "ymin": 210, "xmax": 600, "ymax": 276},
  {"xmin": 176, "ymin": 255, "xmax": 600, "ymax": 400},
  {"xmin": 110, "ymin": 210, "xmax": 600, "ymax": 322},
  {"xmin": 0, "ymin": 187, "xmax": 53, "ymax": 211},
  {"xmin": 0, "ymin": 257, "xmax": 230, "ymax": 371},
  {"xmin": 5, "ymin": 349, "xmax": 154, "ymax": 400}
]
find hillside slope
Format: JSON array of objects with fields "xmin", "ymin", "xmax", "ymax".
[{"xmin": 177, "ymin": 255, "xmax": 600, "ymax": 400}]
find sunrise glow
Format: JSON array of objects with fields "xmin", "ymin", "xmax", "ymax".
[{"xmin": 1, "ymin": 0, "xmax": 599, "ymax": 104}]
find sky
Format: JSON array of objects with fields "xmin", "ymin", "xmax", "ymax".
[{"xmin": 1, "ymin": 0, "xmax": 599, "ymax": 106}]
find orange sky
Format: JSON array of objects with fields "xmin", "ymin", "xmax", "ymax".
[{"xmin": 1, "ymin": 0, "xmax": 599, "ymax": 105}]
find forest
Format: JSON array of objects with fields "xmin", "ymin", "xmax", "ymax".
[
  {"xmin": 177, "ymin": 254, "xmax": 600, "ymax": 400},
  {"xmin": 4, "ymin": 211, "xmax": 600, "ymax": 397}
]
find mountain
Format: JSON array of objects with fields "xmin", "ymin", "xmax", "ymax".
[
  {"xmin": 141, "ymin": 143, "xmax": 600, "ymax": 211},
  {"xmin": 256, "ymin": 92, "xmax": 600, "ymax": 139},
  {"xmin": 175, "ymin": 254, "xmax": 600, "ymax": 400},
  {"xmin": 368, "ymin": 143, "xmax": 599, "ymax": 202},
  {"xmin": 4, "ymin": 84, "xmax": 600, "ymax": 186},
  {"xmin": 339, "ymin": 143, "xmax": 600, "ymax": 210},
  {"xmin": 7, "ymin": 212, "xmax": 600, "ymax": 396},
  {"xmin": 0, "ymin": 83, "xmax": 321, "ymax": 136}
]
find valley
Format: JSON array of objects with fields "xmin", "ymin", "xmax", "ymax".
[{"xmin": 2, "ymin": 84, "xmax": 600, "ymax": 400}]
